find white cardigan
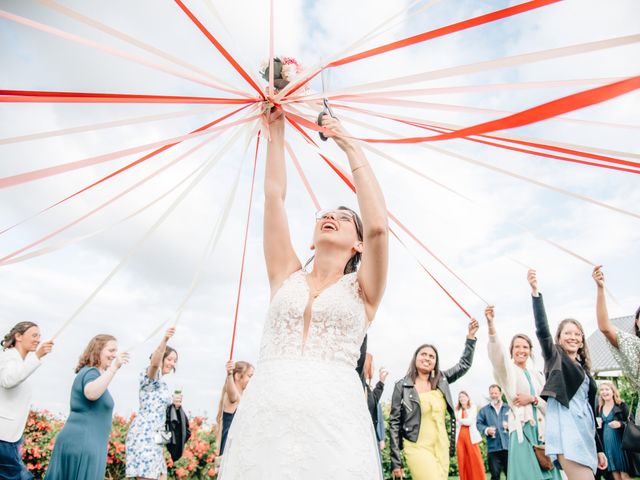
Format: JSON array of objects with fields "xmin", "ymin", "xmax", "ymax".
[
  {"xmin": 0, "ymin": 348, "xmax": 41, "ymax": 442},
  {"xmin": 487, "ymin": 334, "xmax": 546, "ymax": 443},
  {"xmin": 455, "ymin": 406, "xmax": 482, "ymax": 445}
]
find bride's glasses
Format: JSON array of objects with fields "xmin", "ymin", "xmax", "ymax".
[{"xmin": 315, "ymin": 209, "xmax": 355, "ymax": 223}]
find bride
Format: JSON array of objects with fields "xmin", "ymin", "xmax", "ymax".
[{"xmin": 218, "ymin": 109, "xmax": 388, "ymax": 479}]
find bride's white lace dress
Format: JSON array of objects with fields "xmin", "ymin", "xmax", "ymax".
[{"xmin": 218, "ymin": 270, "xmax": 383, "ymax": 480}]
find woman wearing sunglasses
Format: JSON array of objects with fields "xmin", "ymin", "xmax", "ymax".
[{"xmin": 217, "ymin": 110, "xmax": 388, "ymax": 479}]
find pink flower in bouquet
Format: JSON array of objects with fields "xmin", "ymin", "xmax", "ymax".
[
  {"xmin": 207, "ymin": 467, "xmax": 216, "ymax": 477},
  {"xmin": 176, "ymin": 467, "xmax": 188, "ymax": 478}
]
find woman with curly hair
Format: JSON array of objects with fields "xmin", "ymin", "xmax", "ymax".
[{"xmin": 45, "ymin": 334, "xmax": 128, "ymax": 480}]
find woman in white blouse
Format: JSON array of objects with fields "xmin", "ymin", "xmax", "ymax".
[
  {"xmin": 485, "ymin": 305, "xmax": 561, "ymax": 480},
  {"xmin": 0, "ymin": 321, "xmax": 54, "ymax": 480},
  {"xmin": 455, "ymin": 391, "xmax": 486, "ymax": 480}
]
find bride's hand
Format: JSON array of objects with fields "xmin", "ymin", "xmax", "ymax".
[{"xmin": 320, "ymin": 116, "xmax": 353, "ymax": 152}]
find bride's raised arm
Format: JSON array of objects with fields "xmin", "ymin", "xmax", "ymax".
[
  {"xmin": 321, "ymin": 116, "xmax": 389, "ymax": 321},
  {"xmin": 263, "ymin": 111, "xmax": 302, "ymax": 296}
]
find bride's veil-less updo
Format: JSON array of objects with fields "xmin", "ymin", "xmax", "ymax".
[{"xmin": 305, "ymin": 206, "xmax": 364, "ymax": 274}]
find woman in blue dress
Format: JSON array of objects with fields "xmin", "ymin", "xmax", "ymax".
[
  {"xmin": 596, "ymin": 381, "xmax": 631, "ymax": 480},
  {"xmin": 45, "ymin": 334, "xmax": 129, "ymax": 480},
  {"xmin": 528, "ymin": 269, "xmax": 607, "ymax": 480},
  {"xmin": 126, "ymin": 328, "xmax": 178, "ymax": 480}
]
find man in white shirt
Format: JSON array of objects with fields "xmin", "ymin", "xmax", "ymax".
[{"xmin": 0, "ymin": 321, "xmax": 53, "ymax": 480}]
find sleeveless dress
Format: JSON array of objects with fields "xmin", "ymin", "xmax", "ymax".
[
  {"xmin": 601, "ymin": 407, "xmax": 628, "ymax": 472},
  {"xmin": 404, "ymin": 390, "xmax": 449, "ymax": 480},
  {"xmin": 218, "ymin": 270, "xmax": 382, "ymax": 480},
  {"xmin": 219, "ymin": 411, "xmax": 234, "ymax": 455},
  {"xmin": 45, "ymin": 367, "xmax": 113, "ymax": 480},
  {"xmin": 125, "ymin": 368, "xmax": 172, "ymax": 478}
]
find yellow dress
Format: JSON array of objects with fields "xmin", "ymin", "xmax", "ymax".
[{"xmin": 404, "ymin": 390, "xmax": 449, "ymax": 480}]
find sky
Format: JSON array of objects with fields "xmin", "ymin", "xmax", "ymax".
[{"xmin": 1, "ymin": 0, "xmax": 639, "ymax": 422}]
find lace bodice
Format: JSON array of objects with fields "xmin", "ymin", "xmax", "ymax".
[{"xmin": 258, "ymin": 270, "xmax": 368, "ymax": 367}]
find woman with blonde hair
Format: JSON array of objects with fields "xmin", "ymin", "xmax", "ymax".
[
  {"xmin": 215, "ymin": 360, "xmax": 253, "ymax": 457},
  {"xmin": 45, "ymin": 335, "xmax": 128, "ymax": 480},
  {"xmin": 597, "ymin": 381, "xmax": 631, "ymax": 480},
  {"xmin": 485, "ymin": 305, "xmax": 561, "ymax": 480}
]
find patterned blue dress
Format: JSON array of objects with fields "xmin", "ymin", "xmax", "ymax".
[
  {"xmin": 545, "ymin": 375, "xmax": 597, "ymax": 473},
  {"xmin": 125, "ymin": 368, "xmax": 171, "ymax": 478}
]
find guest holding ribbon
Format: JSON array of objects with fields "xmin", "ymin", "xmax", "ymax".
[
  {"xmin": 45, "ymin": 334, "xmax": 129, "ymax": 480},
  {"xmin": 485, "ymin": 304, "xmax": 562, "ymax": 480},
  {"xmin": 593, "ymin": 267, "xmax": 640, "ymax": 424},
  {"xmin": 215, "ymin": 360, "xmax": 254, "ymax": 457},
  {"xmin": 125, "ymin": 327, "xmax": 178, "ymax": 480},
  {"xmin": 0, "ymin": 322, "xmax": 54, "ymax": 480},
  {"xmin": 528, "ymin": 269, "xmax": 607, "ymax": 479},
  {"xmin": 389, "ymin": 318, "xmax": 479, "ymax": 480}
]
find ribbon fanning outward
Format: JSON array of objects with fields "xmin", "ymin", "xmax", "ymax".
[
  {"xmin": 228, "ymin": 136, "xmax": 261, "ymax": 360},
  {"xmin": 50, "ymin": 122, "xmax": 251, "ymax": 340},
  {"xmin": 283, "ymin": 0, "xmax": 562, "ymax": 97},
  {"xmin": 173, "ymin": 0, "xmax": 265, "ymax": 99},
  {"xmin": 284, "ymin": 77, "xmax": 640, "ymax": 150},
  {"xmin": 0, "ymin": 90, "xmax": 256, "ymax": 104}
]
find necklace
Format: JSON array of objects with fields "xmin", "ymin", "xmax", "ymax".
[{"xmin": 307, "ymin": 272, "xmax": 343, "ymax": 298}]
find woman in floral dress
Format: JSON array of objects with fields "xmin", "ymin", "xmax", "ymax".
[
  {"xmin": 126, "ymin": 328, "xmax": 178, "ymax": 480},
  {"xmin": 593, "ymin": 267, "xmax": 640, "ymax": 423}
]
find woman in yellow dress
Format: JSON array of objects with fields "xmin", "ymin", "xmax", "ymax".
[{"xmin": 389, "ymin": 319, "xmax": 479, "ymax": 479}]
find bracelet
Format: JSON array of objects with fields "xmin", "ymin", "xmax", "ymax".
[{"xmin": 351, "ymin": 164, "xmax": 368, "ymax": 173}]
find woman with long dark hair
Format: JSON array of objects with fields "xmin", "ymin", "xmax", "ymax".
[
  {"xmin": 45, "ymin": 334, "xmax": 129, "ymax": 480},
  {"xmin": 125, "ymin": 328, "xmax": 178, "ymax": 480},
  {"xmin": 389, "ymin": 319, "xmax": 479, "ymax": 480},
  {"xmin": 0, "ymin": 322, "xmax": 53, "ymax": 480},
  {"xmin": 217, "ymin": 109, "xmax": 389, "ymax": 479},
  {"xmin": 528, "ymin": 269, "xmax": 607, "ymax": 479}
]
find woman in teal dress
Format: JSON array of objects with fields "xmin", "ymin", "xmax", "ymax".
[
  {"xmin": 485, "ymin": 305, "xmax": 562, "ymax": 480},
  {"xmin": 45, "ymin": 334, "xmax": 129, "ymax": 480}
]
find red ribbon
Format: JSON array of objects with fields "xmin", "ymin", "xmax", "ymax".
[
  {"xmin": 229, "ymin": 135, "xmax": 261, "ymax": 360},
  {"xmin": 284, "ymin": 0, "xmax": 561, "ymax": 97},
  {"xmin": 332, "ymin": 103, "xmax": 640, "ymax": 174},
  {"xmin": 0, "ymin": 105, "xmax": 252, "ymax": 235},
  {"xmin": 174, "ymin": 0, "xmax": 265, "ymax": 100},
  {"xmin": 285, "ymin": 77, "xmax": 640, "ymax": 148},
  {"xmin": 0, "ymin": 89, "xmax": 256, "ymax": 104}
]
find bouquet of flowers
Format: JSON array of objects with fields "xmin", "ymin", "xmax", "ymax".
[{"xmin": 259, "ymin": 56, "xmax": 304, "ymax": 91}]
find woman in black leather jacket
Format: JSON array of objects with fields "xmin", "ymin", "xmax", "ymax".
[{"xmin": 389, "ymin": 319, "xmax": 479, "ymax": 479}]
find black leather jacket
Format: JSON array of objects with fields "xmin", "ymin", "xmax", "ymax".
[{"xmin": 389, "ymin": 337, "xmax": 477, "ymax": 470}]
